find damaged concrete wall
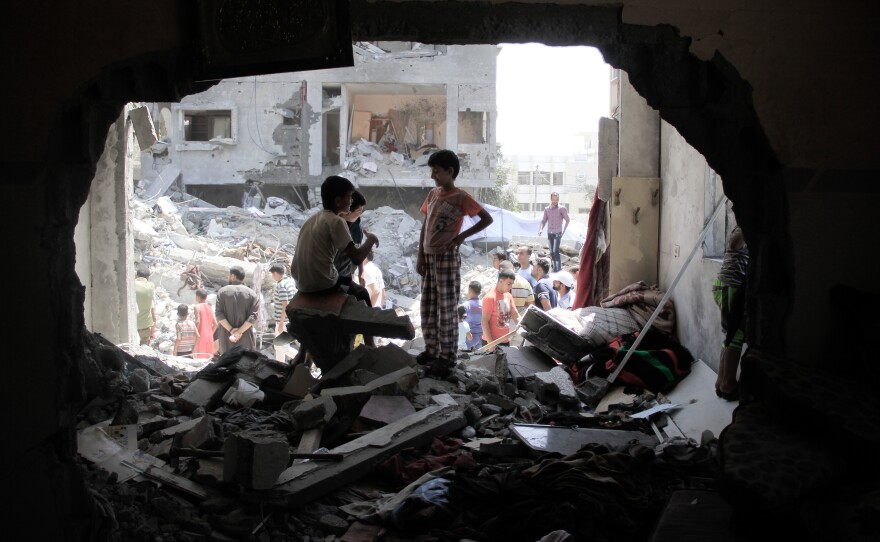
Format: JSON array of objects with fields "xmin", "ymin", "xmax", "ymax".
[
  {"xmin": 658, "ymin": 121, "xmax": 725, "ymax": 371},
  {"xmin": 168, "ymin": 75, "xmax": 304, "ymax": 188},
  {"xmin": 85, "ymin": 109, "xmax": 136, "ymax": 345},
  {"xmin": 160, "ymin": 44, "xmax": 497, "ymax": 194}
]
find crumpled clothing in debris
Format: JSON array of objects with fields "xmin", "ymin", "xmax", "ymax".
[
  {"xmin": 377, "ymin": 436, "xmax": 478, "ymax": 486},
  {"xmin": 221, "ymin": 408, "xmax": 294, "ymax": 432},
  {"xmin": 449, "ymin": 442, "xmax": 684, "ymax": 542},
  {"xmin": 600, "ymin": 281, "xmax": 675, "ymax": 335}
]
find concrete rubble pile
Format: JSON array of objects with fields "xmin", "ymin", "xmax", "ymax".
[
  {"xmin": 79, "ymin": 320, "xmax": 720, "ymax": 541},
  {"xmin": 82, "ymin": 192, "xmax": 722, "ymax": 540}
]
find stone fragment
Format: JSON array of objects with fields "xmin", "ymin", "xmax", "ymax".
[
  {"xmin": 532, "ymin": 366, "xmax": 579, "ymax": 408},
  {"xmin": 291, "ymin": 396, "xmax": 338, "ymax": 430},
  {"xmin": 223, "ymin": 429, "xmax": 290, "ymax": 490},
  {"xmin": 358, "ymin": 395, "xmax": 416, "ymax": 426}
]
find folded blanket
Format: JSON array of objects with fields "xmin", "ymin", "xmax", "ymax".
[{"xmin": 600, "ymin": 281, "xmax": 675, "ymax": 335}]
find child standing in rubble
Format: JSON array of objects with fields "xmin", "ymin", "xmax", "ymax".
[
  {"xmin": 416, "ymin": 150, "xmax": 493, "ymax": 375},
  {"xmin": 291, "ymin": 175, "xmax": 379, "ymax": 301},
  {"xmin": 173, "ymin": 304, "xmax": 199, "ymax": 357},
  {"xmin": 335, "ymin": 190, "xmax": 377, "ymax": 347}
]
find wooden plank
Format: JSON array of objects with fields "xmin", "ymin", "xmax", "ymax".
[
  {"xmin": 274, "ymin": 402, "xmax": 465, "ymax": 505},
  {"xmin": 350, "ymin": 111, "xmax": 371, "ymax": 143}
]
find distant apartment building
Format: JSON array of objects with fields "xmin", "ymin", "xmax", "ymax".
[
  {"xmin": 509, "ymin": 132, "xmax": 599, "ymax": 224},
  {"xmin": 139, "ymin": 43, "xmax": 499, "ymax": 209}
]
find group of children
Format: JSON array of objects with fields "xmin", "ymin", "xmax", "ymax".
[{"xmin": 171, "ymin": 289, "xmax": 218, "ymax": 358}]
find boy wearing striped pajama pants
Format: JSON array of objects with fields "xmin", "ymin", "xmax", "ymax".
[{"xmin": 416, "ymin": 150, "xmax": 493, "ymax": 376}]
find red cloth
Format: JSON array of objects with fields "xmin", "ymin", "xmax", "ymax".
[
  {"xmin": 193, "ymin": 302, "xmax": 215, "ymax": 358},
  {"xmin": 573, "ymin": 191, "xmax": 609, "ymax": 309},
  {"xmin": 376, "ymin": 436, "xmax": 477, "ymax": 486}
]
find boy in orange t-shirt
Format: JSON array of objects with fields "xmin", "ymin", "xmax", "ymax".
[
  {"xmin": 416, "ymin": 150, "xmax": 493, "ymax": 374},
  {"xmin": 481, "ymin": 270, "xmax": 521, "ymax": 346}
]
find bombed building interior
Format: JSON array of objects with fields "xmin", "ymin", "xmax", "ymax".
[{"xmin": 3, "ymin": 1, "xmax": 879, "ymax": 541}]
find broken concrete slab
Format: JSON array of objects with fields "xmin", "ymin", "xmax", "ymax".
[
  {"xmin": 321, "ymin": 366, "xmax": 419, "ymax": 412},
  {"xmin": 283, "ymin": 363, "xmax": 318, "ymax": 398},
  {"xmin": 531, "ymin": 366, "xmax": 579, "ymax": 408},
  {"xmin": 176, "ymin": 379, "xmax": 229, "ymax": 414},
  {"xmin": 153, "ymin": 416, "xmax": 205, "ymax": 441},
  {"xmin": 129, "ymin": 105, "xmax": 158, "ymax": 151},
  {"xmin": 359, "ymin": 395, "xmax": 416, "ymax": 426},
  {"xmin": 223, "ymin": 429, "xmax": 290, "ymax": 490},
  {"xmin": 510, "ymin": 423, "xmax": 657, "ymax": 456},
  {"xmin": 499, "ymin": 345, "xmax": 557, "ymax": 379},
  {"xmin": 179, "ymin": 415, "xmax": 217, "ymax": 450},
  {"xmin": 595, "ymin": 385, "xmax": 638, "ymax": 414},
  {"xmin": 142, "ymin": 165, "xmax": 181, "ymax": 201},
  {"xmin": 290, "ymin": 396, "xmax": 338, "ymax": 430},
  {"xmin": 319, "ymin": 344, "xmax": 416, "ymax": 389},
  {"xmin": 274, "ymin": 401, "xmax": 466, "ymax": 504},
  {"xmin": 289, "ymin": 294, "xmax": 416, "ymax": 372}
]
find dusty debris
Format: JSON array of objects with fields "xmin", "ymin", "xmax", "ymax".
[
  {"xmin": 77, "ymin": 183, "xmax": 729, "ymax": 540},
  {"xmin": 77, "ymin": 304, "xmax": 724, "ymax": 541}
]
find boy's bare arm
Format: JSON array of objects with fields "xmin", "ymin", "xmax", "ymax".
[
  {"xmin": 344, "ymin": 233, "xmax": 379, "ymax": 265},
  {"xmin": 449, "ymin": 208, "xmax": 494, "ymax": 250},
  {"xmin": 481, "ymin": 307, "xmax": 493, "ymax": 341},
  {"xmin": 417, "ymin": 222, "xmax": 427, "ymax": 276}
]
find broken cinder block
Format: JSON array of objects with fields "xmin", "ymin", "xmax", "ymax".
[
  {"xmin": 290, "ymin": 396, "xmax": 338, "ymax": 430},
  {"xmin": 223, "ymin": 429, "xmax": 289, "ymax": 490},
  {"xmin": 531, "ymin": 366, "xmax": 579, "ymax": 408}
]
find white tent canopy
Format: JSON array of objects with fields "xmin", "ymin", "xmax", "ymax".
[{"xmin": 461, "ymin": 203, "xmax": 587, "ymax": 245}]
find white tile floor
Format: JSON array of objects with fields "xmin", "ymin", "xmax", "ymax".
[{"xmin": 663, "ymin": 359, "xmax": 739, "ymax": 441}]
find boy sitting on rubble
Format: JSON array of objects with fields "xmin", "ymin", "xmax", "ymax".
[{"xmin": 290, "ymin": 175, "xmax": 379, "ymax": 302}]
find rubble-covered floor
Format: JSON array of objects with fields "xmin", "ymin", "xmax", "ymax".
[{"xmin": 76, "ymin": 192, "xmax": 743, "ymax": 541}]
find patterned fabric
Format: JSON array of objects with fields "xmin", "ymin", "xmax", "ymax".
[
  {"xmin": 510, "ymin": 273, "xmax": 535, "ymax": 310},
  {"xmin": 717, "ymin": 246, "xmax": 749, "ymax": 287},
  {"xmin": 541, "ymin": 204, "xmax": 570, "ymax": 234},
  {"xmin": 175, "ymin": 319, "xmax": 197, "ymax": 354},
  {"xmin": 420, "ymin": 188, "xmax": 484, "ymax": 254},
  {"xmin": 600, "ymin": 281, "xmax": 675, "ymax": 335},
  {"xmin": 574, "ymin": 306, "xmax": 640, "ymax": 346},
  {"xmin": 272, "ymin": 276, "xmax": 296, "ymax": 322},
  {"xmin": 419, "ymin": 250, "xmax": 462, "ymax": 361},
  {"xmin": 574, "ymin": 329, "xmax": 693, "ymax": 393},
  {"xmin": 534, "ymin": 278, "xmax": 558, "ymax": 309},
  {"xmin": 481, "ymin": 288, "xmax": 516, "ymax": 342}
]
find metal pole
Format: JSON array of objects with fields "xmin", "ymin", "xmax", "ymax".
[{"xmin": 607, "ymin": 195, "xmax": 729, "ymax": 383}]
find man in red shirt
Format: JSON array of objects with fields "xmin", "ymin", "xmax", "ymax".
[{"xmin": 481, "ymin": 270, "xmax": 521, "ymax": 347}]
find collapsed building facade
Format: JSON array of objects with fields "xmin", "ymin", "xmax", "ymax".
[
  {"xmin": 139, "ymin": 43, "xmax": 497, "ymax": 211},
  {"xmin": 4, "ymin": 1, "xmax": 880, "ymax": 541}
]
